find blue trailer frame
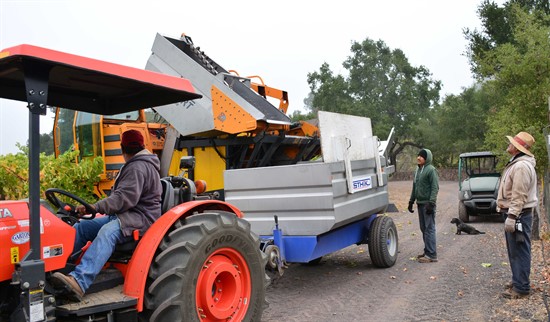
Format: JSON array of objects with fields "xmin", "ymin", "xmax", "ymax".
[{"xmin": 265, "ymin": 214, "xmax": 378, "ymax": 263}]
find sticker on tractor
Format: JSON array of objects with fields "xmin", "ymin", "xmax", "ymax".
[
  {"xmin": 29, "ymin": 289, "xmax": 44, "ymax": 322},
  {"xmin": 352, "ymin": 175, "xmax": 373, "ymax": 193},
  {"xmin": 11, "ymin": 231, "xmax": 30, "ymax": 244},
  {"xmin": 0, "ymin": 208, "xmax": 13, "ymax": 218},
  {"xmin": 18, "ymin": 219, "xmax": 29, "ymax": 227},
  {"xmin": 0, "ymin": 225, "xmax": 16, "ymax": 231},
  {"xmin": 43, "ymin": 245, "xmax": 63, "ymax": 258},
  {"xmin": 11, "ymin": 247, "xmax": 19, "ymax": 264},
  {"xmin": 17, "ymin": 219, "xmax": 43, "ymax": 233}
]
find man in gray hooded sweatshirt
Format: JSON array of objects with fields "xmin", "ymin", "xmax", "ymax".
[
  {"xmin": 408, "ymin": 148, "xmax": 439, "ymax": 263},
  {"xmin": 51, "ymin": 129, "xmax": 162, "ymax": 301}
]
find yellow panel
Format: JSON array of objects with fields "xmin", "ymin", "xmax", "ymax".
[
  {"xmin": 168, "ymin": 149, "xmax": 188, "ymax": 177},
  {"xmin": 211, "ymin": 85, "xmax": 257, "ymax": 134},
  {"xmin": 193, "ymin": 146, "xmax": 226, "ymax": 192}
]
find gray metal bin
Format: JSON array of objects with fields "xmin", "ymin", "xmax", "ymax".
[{"xmin": 224, "ymin": 158, "xmax": 389, "ymax": 236}]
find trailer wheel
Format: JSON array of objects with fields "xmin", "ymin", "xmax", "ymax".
[
  {"xmin": 368, "ymin": 216, "xmax": 398, "ymax": 268},
  {"xmin": 141, "ymin": 211, "xmax": 268, "ymax": 322},
  {"xmin": 458, "ymin": 201, "xmax": 469, "ymax": 223}
]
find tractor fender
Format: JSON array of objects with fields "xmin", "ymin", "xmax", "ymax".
[{"xmin": 123, "ymin": 200, "xmax": 243, "ymax": 311}]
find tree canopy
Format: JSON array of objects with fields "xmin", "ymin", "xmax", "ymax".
[
  {"xmin": 306, "ymin": 38, "xmax": 441, "ymax": 166},
  {"xmin": 422, "ymin": 85, "xmax": 494, "ymax": 166},
  {"xmin": 300, "ymin": 0, "xmax": 549, "ymax": 173},
  {"xmin": 464, "ymin": 0, "xmax": 550, "ymax": 77},
  {"xmin": 460, "ymin": 0, "xmax": 549, "ymax": 172}
]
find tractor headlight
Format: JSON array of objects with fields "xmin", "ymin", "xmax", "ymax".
[{"xmin": 463, "ymin": 191, "xmax": 470, "ymax": 200}]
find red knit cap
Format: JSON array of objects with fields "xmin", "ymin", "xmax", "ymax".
[{"xmin": 121, "ymin": 130, "xmax": 144, "ymax": 148}]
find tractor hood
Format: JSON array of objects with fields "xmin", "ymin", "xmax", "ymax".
[{"xmin": 462, "ymin": 176, "xmax": 500, "ymax": 192}]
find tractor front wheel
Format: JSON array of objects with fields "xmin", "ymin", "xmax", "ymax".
[{"xmin": 142, "ymin": 211, "xmax": 268, "ymax": 322}]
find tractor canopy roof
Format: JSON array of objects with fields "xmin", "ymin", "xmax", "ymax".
[{"xmin": 0, "ymin": 44, "xmax": 201, "ymax": 114}]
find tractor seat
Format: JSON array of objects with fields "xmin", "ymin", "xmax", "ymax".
[
  {"xmin": 109, "ymin": 178, "xmax": 175, "ymax": 263},
  {"xmin": 160, "ymin": 177, "xmax": 176, "ymax": 213},
  {"xmin": 109, "ymin": 230, "xmax": 140, "ymax": 263}
]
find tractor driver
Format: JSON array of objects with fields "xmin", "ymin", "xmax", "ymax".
[{"xmin": 51, "ymin": 129, "xmax": 162, "ymax": 301}]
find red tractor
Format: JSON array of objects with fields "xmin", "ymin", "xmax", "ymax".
[{"xmin": 0, "ymin": 44, "xmax": 267, "ymax": 321}]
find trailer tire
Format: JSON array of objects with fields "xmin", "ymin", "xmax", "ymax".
[
  {"xmin": 368, "ymin": 216, "xmax": 398, "ymax": 268},
  {"xmin": 141, "ymin": 211, "xmax": 268, "ymax": 322}
]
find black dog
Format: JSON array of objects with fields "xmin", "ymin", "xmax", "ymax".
[{"xmin": 450, "ymin": 218, "xmax": 485, "ymax": 235}]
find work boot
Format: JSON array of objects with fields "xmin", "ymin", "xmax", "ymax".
[
  {"xmin": 504, "ymin": 281, "xmax": 513, "ymax": 290},
  {"xmin": 501, "ymin": 288, "xmax": 529, "ymax": 299},
  {"xmin": 418, "ymin": 256, "xmax": 438, "ymax": 263},
  {"xmin": 416, "ymin": 253, "xmax": 425, "ymax": 258},
  {"xmin": 51, "ymin": 272, "xmax": 84, "ymax": 302}
]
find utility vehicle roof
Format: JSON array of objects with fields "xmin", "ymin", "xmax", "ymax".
[
  {"xmin": 0, "ymin": 44, "xmax": 201, "ymax": 114},
  {"xmin": 459, "ymin": 151, "xmax": 496, "ymax": 158}
]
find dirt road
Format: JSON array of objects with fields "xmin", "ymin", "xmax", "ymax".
[{"xmin": 261, "ymin": 181, "xmax": 549, "ymax": 321}]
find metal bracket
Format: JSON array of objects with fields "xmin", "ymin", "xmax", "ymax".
[{"xmin": 23, "ymin": 60, "xmax": 50, "ymax": 115}]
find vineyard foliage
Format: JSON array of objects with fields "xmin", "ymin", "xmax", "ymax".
[{"xmin": 0, "ymin": 144, "xmax": 103, "ymax": 203}]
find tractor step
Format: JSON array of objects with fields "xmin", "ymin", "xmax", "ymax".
[{"xmin": 55, "ymin": 285, "xmax": 137, "ymax": 318}]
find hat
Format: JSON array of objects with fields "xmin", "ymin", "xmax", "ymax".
[
  {"xmin": 121, "ymin": 129, "xmax": 145, "ymax": 148},
  {"xmin": 418, "ymin": 149, "xmax": 428, "ymax": 160},
  {"xmin": 506, "ymin": 131, "xmax": 534, "ymax": 157}
]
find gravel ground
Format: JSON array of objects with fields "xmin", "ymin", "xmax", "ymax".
[{"xmin": 261, "ymin": 180, "xmax": 550, "ymax": 322}]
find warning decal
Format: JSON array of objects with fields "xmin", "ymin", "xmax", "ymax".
[
  {"xmin": 43, "ymin": 245, "xmax": 63, "ymax": 258},
  {"xmin": 11, "ymin": 247, "xmax": 19, "ymax": 264}
]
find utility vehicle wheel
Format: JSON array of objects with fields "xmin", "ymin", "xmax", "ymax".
[
  {"xmin": 458, "ymin": 201, "xmax": 469, "ymax": 223},
  {"xmin": 141, "ymin": 211, "xmax": 268, "ymax": 322},
  {"xmin": 368, "ymin": 216, "xmax": 398, "ymax": 268}
]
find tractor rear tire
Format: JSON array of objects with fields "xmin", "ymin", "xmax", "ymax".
[
  {"xmin": 368, "ymin": 216, "xmax": 398, "ymax": 268},
  {"xmin": 141, "ymin": 211, "xmax": 268, "ymax": 322},
  {"xmin": 458, "ymin": 201, "xmax": 469, "ymax": 223}
]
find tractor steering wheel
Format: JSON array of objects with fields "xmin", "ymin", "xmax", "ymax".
[{"xmin": 45, "ymin": 188, "xmax": 97, "ymax": 221}]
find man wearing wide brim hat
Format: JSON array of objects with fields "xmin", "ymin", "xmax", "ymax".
[
  {"xmin": 506, "ymin": 132, "xmax": 534, "ymax": 157},
  {"xmin": 497, "ymin": 131, "xmax": 537, "ymax": 299}
]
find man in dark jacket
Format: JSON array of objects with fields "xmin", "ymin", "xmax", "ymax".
[
  {"xmin": 51, "ymin": 129, "xmax": 162, "ymax": 301},
  {"xmin": 408, "ymin": 148, "xmax": 439, "ymax": 263}
]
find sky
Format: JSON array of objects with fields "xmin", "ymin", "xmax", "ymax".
[{"xmin": 0, "ymin": 0, "xmax": 495, "ymax": 155}]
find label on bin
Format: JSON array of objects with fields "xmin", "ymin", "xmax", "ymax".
[{"xmin": 352, "ymin": 175, "xmax": 373, "ymax": 193}]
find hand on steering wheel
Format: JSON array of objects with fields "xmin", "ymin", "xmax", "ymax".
[
  {"xmin": 45, "ymin": 188, "xmax": 97, "ymax": 220},
  {"xmin": 75, "ymin": 204, "xmax": 96, "ymax": 216}
]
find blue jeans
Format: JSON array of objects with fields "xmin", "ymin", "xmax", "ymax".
[
  {"xmin": 418, "ymin": 203, "xmax": 437, "ymax": 259},
  {"xmin": 505, "ymin": 211, "xmax": 532, "ymax": 294},
  {"xmin": 70, "ymin": 215, "xmax": 131, "ymax": 292}
]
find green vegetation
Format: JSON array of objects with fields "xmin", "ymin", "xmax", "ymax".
[
  {"xmin": 298, "ymin": 0, "xmax": 550, "ymax": 172},
  {"xmin": 475, "ymin": 3, "xmax": 550, "ymax": 174},
  {"xmin": 0, "ymin": 146, "xmax": 103, "ymax": 202}
]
